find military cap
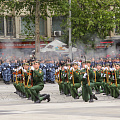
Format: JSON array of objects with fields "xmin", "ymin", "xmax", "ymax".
[
  {"xmin": 86, "ymin": 60, "xmax": 91, "ymax": 63},
  {"xmin": 116, "ymin": 63, "xmax": 120, "ymax": 66},
  {"xmin": 97, "ymin": 64, "xmax": 102, "ymax": 66},
  {"xmin": 73, "ymin": 62, "xmax": 78, "ymax": 66},
  {"xmin": 67, "ymin": 63, "xmax": 71, "ymax": 66},
  {"xmin": 106, "ymin": 63, "xmax": 110, "ymax": 66},
  {"xmin": 35, "ymin": 61, "xmax": 39, "ymax": 63},
  {"xmin": 82, "ymin": 61, "xmax": 86, "ymax": 64},
  {"xmin": 24, "ymin": 63, "xmax": 29, "ymax": 66}
]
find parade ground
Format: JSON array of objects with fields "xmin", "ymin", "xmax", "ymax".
[{"xmin": 0, "ymin": 81, "xmax": 120, "ymax": 120}]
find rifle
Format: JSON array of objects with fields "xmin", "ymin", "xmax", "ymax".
[
  {"xmin": 106, "ymin": 69, "xmax": 109, "ymax": 83},
  {"xmin": 72, "ymin": 69, "xmax": 75, "ymax": 86},
  {"xmin": 27, "ymin": 67, "xmax": 31, "ymax": 87},
  {"xmin": 94, "ymin": 69, "xmax": 96, "ymax": 82},
  {"xmin": 58, "ymin": 69, "xmax": 62, "ymax": 84},
  {"xmin": 87, "ymin": 67, "xmax": 90, "ymax": 86},
  {"xmin": 67, "ymin": 68, "xmax": 69, "ymax": 83},
  {"xmin": 15, "ymin": 70, "xmax": 18, "ymax": 84},
  {"xmin": 114, "ymin": 70, "xmax": 118, "ymax": 87}
]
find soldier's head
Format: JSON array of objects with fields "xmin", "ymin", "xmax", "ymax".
[
  {"xmin": 73, "ymin": 62, "xmax": 78, "ymax": 70},
  {"xmin": 67, "ymin": 63, "xmax": 71, "ymax": 69},
  {"xmin": 82, "ymin": 61, "xmax": 86, "ymax": 68},
  {"xmin": 86, "ymin": 60, "xmax": 91, "ymax": 67},
  {"xmin": 24, "ymin": 63, "xmax": 29, "ymax": 70},
  {"xmin": 106, "ymin": 63, "xmax": 110, "ymax": 68},
  {"xmin": 34, "ymin": 61, "xmax": 40, "ymax": 70},
  {"xmin": 6, "ymin": 59, "xmax": 9, "ymax": 63},
  {"xmin": 97, "ymin": 64, "xmax": 102, "ymax": 70},
  {"xmin": 116, "ymin": 63, "xmax": 120, "ymax": 70}
]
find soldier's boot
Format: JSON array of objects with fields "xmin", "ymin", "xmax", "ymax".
[
  {"xmin": 89, "ymin": 95, "xmax": 94, "ymax": 102},
  {"xmin": 28, "ymin": 96, "xmax": 32, "ymax": 100},
  {"xmin": 93, "ymin": 94, "xmax": 98, "ymax": 100},
  {"xmin": 23, "ymin": 93, "xmax": 27, "ymax": 98},
  {"xmin": 34, "ymin": 96, "xmax": 41, "ymax": 103},
  {"xmin": 34, "ymin": 99, "xmax": 41, "ymax": 103},
  {"xmin": 117, "ymin": 95, "xmax": 120, "ymax": 99},
  {"xmin": 42, "ymin": 94, "xmax": 50, "ymax": 102}
]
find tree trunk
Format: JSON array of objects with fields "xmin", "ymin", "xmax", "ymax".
[{"xmin": 35, "ymin": 0, "xmax": 40, "ymax": 60}]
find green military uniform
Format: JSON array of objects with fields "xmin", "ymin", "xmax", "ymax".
[
  {"xmin": 58, "ymin": 69, "xmax": 65, "ymax": 95},
  {"xmin": 63, "ymin": 69, "xmax": 71, "ymax": 96},
  {"xmin": 102, "ymin": 68, "xmax": 111, "ymax": 95},
  {"xmin": 28, "ymin": 69, "xmax": 44, "ymax": 102},
  {"xmin": 94, "ymin": 68, "xmax": 103, "ymax": 93},
  {"xmin": 110, "ymin": 69, "xmax": 120, "ymax": 98},
  {"xmin": 69, "ymin": 69, "xmax": 81, "ymax": 99},
  {"xmin": 81, "ymin": 67, "xmax": 97, "ymax": 102}
]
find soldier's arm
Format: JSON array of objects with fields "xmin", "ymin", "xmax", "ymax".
[{"xmin": 34, "ymin": 70, "xmax": 43, "ymax": 77}]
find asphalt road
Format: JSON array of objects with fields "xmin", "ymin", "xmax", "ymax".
[{"xmin": 0, "ymin": 80, "xmax": 120, "ymax": 120}]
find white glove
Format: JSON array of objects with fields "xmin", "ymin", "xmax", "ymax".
[
  {"xmin": 30, "ymin": 66, "xmax": 35, "ymax": 71},
  {"xmin": 83, "ymin": 73, "xmax": 87, "ymax": 78},
  {"xmin": 85, "ymin": 65, "xmax": 88, "ymax": 69},
  {"xmin": 104, "ymin": 74, "xmax": 106, "ymax": 77},
  {"xmin": 44, "ymin": 65, "xmax": 46, "ymax": 67},
  {"xmin": 64, "ymin": 66, "xmax": 68, "ymax": 70},
  {"xmin": 110, "ymin": 68, "xmax": 113, "ymax": 71},
  {"xmin": 105, "ymin": 67, "xmax": 108, "ymax": 70},
  {"xmin": 70, "ymin": 75, "xmax": 72, "ymax": 79},
  {"xmin": 112, "ymin": 68, "xmax": 116, "ymax": 71},
  {"xmin": 23, "ymin": 69, "xmax": 27, "ymax": 73}
]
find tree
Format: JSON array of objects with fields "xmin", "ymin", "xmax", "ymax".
[
  {"xmin": 61, "ymin": 0, "xmax": 120, "ymax": 49},
  {"xmin": 0, "ymin": 0, "xmax": 69, "ymax": 59}
]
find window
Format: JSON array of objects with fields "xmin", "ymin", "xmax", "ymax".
[
  {"xmin": 52, "ymin": 16, "xmax": 66, "ymax": 35},
  {"xmin": 6, "ymin": 17, "xmax": 13, "ymax": 36},
  {"xmin": 0, "ymin": 16, "xmax": 4, "ymax": 35},
  {"xmin": 21, "ymin": 17, "xmax": 45, "ymax": 36}
]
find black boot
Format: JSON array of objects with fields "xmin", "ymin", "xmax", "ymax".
[
  {"xmin": 89, "ymin": 95, "xmax": 94, "ymax": 102},
  {"xmin": 93, "ymin": 94, "xmax": 98, "ymax": 100},
  {"xmin": 34, "ymin": 99, "xmax": 41, "ymax": 103},
  {"xmin": 43, "ymin": 94, "xmax": 50, "ymax": 102}
]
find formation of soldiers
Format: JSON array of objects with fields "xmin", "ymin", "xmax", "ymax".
[
  {"xmin": 55, "ymin": 58, "xmax": 120, "ymax": 102},
  {"xmin": 12, "ymin": 61, "xmax": 50, "ymax": 103},
  {"xmin": 0, "ymin": 59, "xmax": 56, "ymax": 85},
  {"xmin": 0, "ymin": 55, "xmax": 120, "ymax": 103}
]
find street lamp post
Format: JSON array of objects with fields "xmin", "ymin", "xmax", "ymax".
[{"xmin": 69, "ymin": 0, "xmax": 72, "ymax": 60}]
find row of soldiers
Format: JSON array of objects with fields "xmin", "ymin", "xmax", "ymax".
[
  {"xmin": 0, "ymin": 59, "xmax": 56, "ymax": 84},
  {"xmin": 55, "ymin": 61, "xmax": 120, "ymax": 102},
  {"xmin": 12, "ymin": 61, "xmax": 50, "ymax": 103}
]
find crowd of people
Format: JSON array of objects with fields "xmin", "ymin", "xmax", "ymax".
[{"xmin": 0, "ymin": 53, "xmax": 120, "ymax": 103}]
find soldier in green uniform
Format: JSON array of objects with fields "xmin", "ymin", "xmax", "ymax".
[
  {"xmin": 58, "ymin": 65, "xmax": 65, "ymax": 95},
  {"xmin": 28, "ymin": 61, "xmax": 50, "ymax": 103},
  {"xmin": 69, "ymin": 62, "xmax": 81, "ymax": 99},
  {"xmin": 81, "ymin": 61, "xmax": 97, "ymax": 102},
  {"xmin": 102, "ymin": 63, "xmax": 111, "ymax": 96},
  {"xmin": 94, "ymin": 64, "xmax": 104, "ymax": 94},
  {"xmin": 110, "ymin": 63, "xmax": 120, "ymax": 98},
  {"xmin": 63, "ymin": 63, "xmax": 71, "ymax": 96}
]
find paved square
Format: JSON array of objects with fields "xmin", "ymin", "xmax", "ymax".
[{"xmin": 0, "ymin": 81, "xmax": 120, "ymax": 120}]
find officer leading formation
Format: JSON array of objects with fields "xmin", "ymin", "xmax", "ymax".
[{"xmin": 0, "ymin": 55, "xmax": 120, "ymax": 103}]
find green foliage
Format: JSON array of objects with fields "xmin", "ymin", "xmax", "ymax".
[
  {"xmin": 61, "ymin": 0, "xmax": 120, "ymax": 48},
  {"xmin": 0, "ymin": 0, "xmax": 69, "ymax": 38}
]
